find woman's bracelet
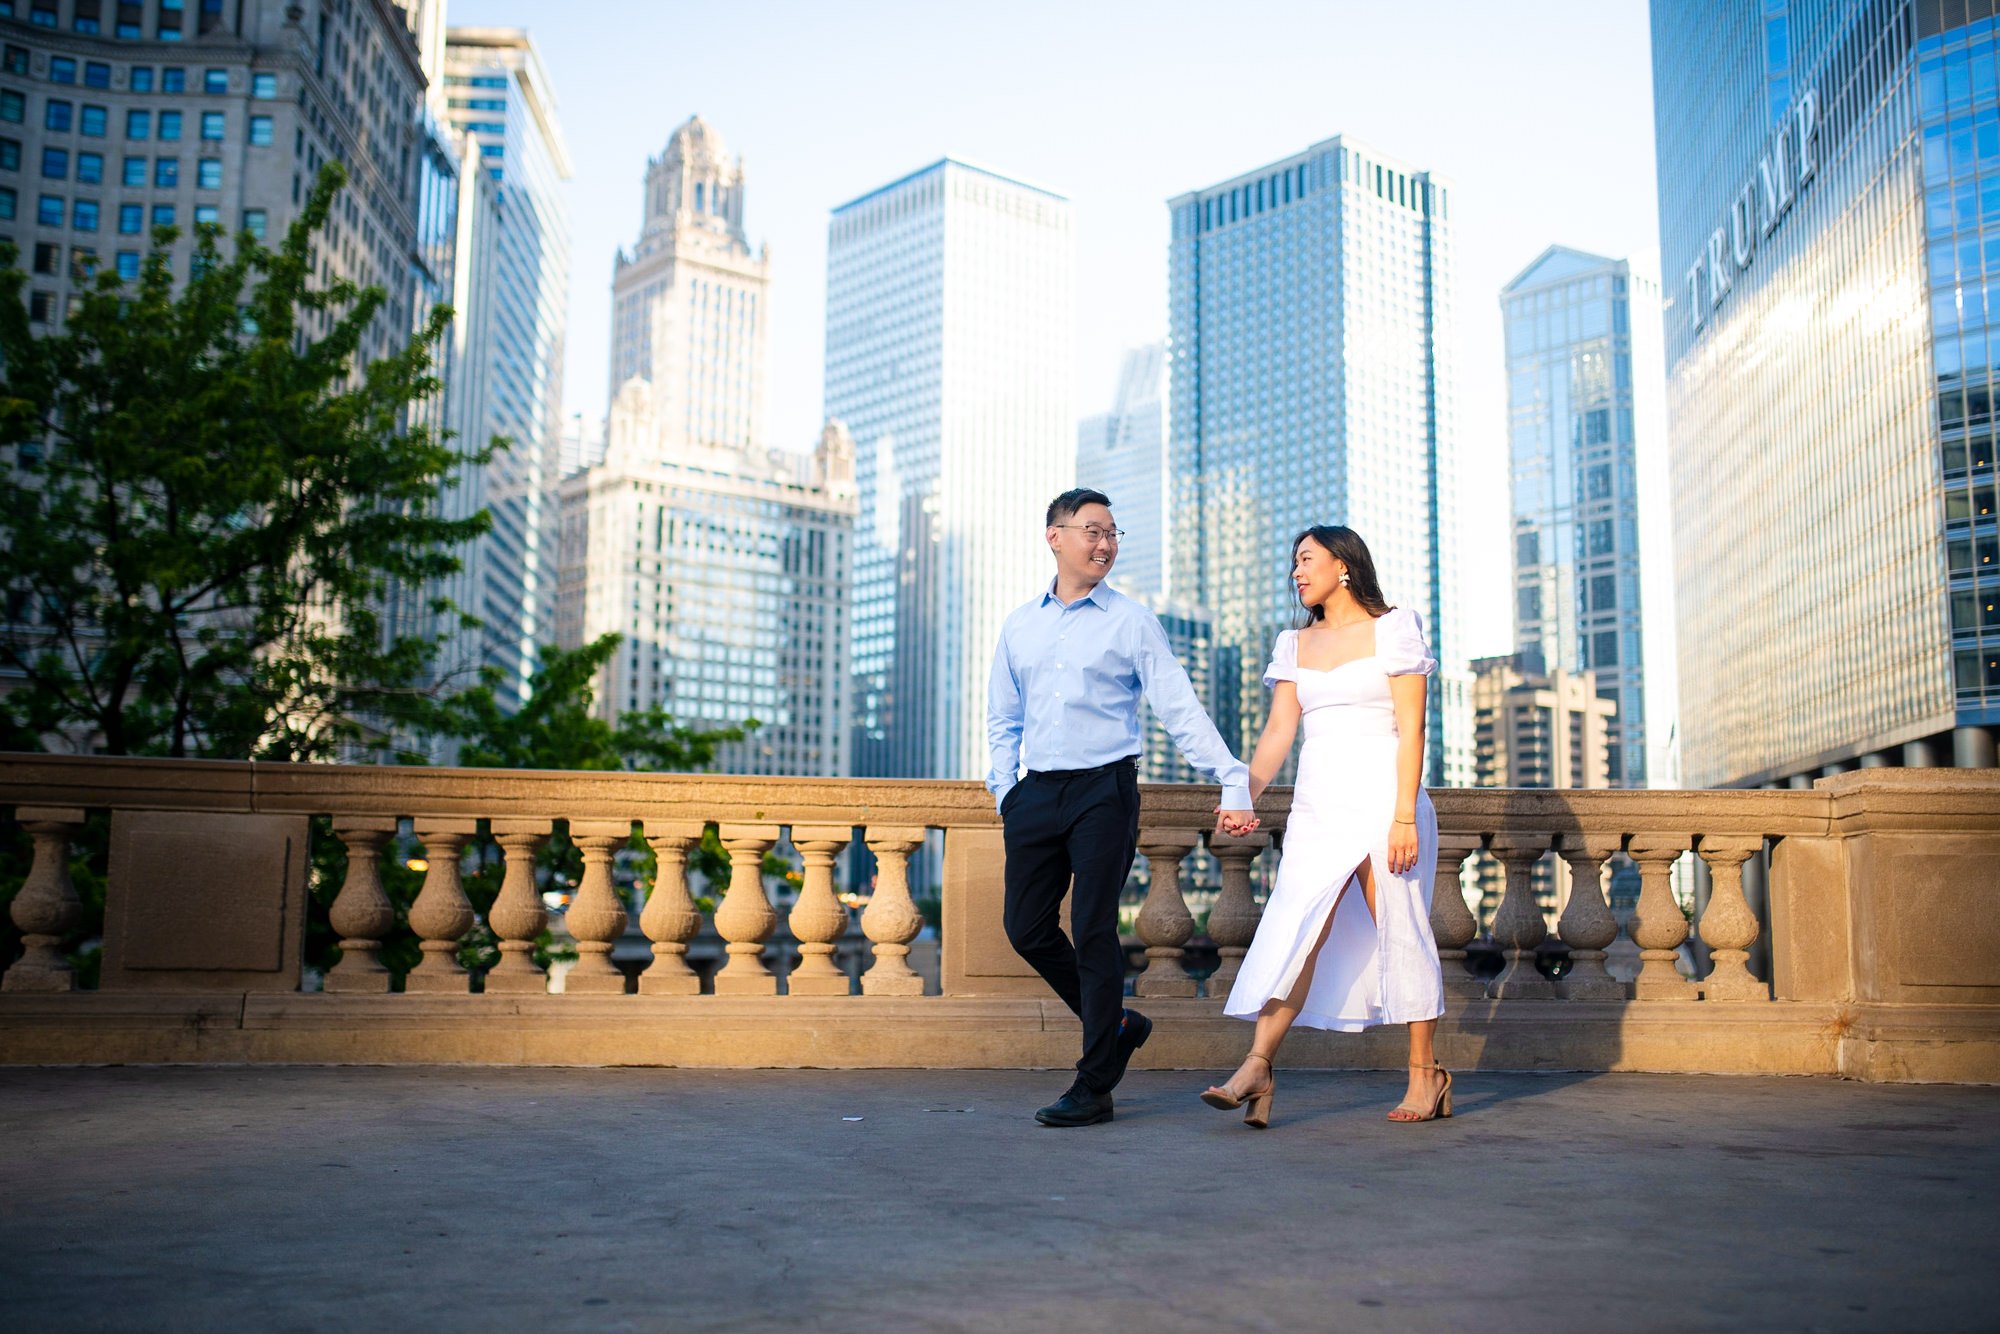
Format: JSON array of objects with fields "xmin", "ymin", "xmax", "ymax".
[{"xmin": 1392, "ymin": 817, "xmax": 1416, "ymax": 826}]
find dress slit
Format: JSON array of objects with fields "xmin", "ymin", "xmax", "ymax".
[{"xmin": 1268, "ymin": 852, "xmax": 1374, "ymax": 1007}]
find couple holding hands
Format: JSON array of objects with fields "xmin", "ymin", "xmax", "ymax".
[{"xmin": 986, "ymin": 488, "xmax": 1451, "ymax": 1129}]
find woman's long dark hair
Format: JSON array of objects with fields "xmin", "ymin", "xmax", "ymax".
[{"xmin": 1292, "ymin": 525, "xmax": 1393, "ymax": 624}]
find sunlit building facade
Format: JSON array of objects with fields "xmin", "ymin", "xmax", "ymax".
[
  {"xmin": 1076, "ymin": 342, "xmax": 1169, "ymax": 600},
  {"xmin": 1653, "ymin": 0, "xmax": 1999, "ymax": 786},
  {"xmin": 1167, "ymin": 135, "xmax": 1472, "ymax": 786},
  {"xmin": 826, "ymin": 158, "xmax": 1074, "ymax": 780}
]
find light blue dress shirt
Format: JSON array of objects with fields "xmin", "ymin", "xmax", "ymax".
[{"xmin": 986, "ymin": 579, "xmax": 1252, "ymax": 812}]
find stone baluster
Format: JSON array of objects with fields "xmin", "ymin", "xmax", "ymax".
[
  {"xmin": 1134, "ymin": 831, "xmax": 1202, "ymax": 998},
  {"xmin": 483, "ymin": 820, "xmax": 551, "ymax": 994},
  {"xmin": 1205, "ymin": 830, "xmax": 1270, "ymax": 996},
  {"xmin": 860, "ymin": 827, "xmax": 927, "ymax": 996},
  {"xmin": 1430, "ymin": 833, "xmax": 1487, "ymax": 999},
  {"xmin": 787, "ymin": 825, "xmax": 855, "ymax": 996},
  {"xmin": 323, "ymin": 818, "xmax": 397, "ymax": 994},
  {"xmin": 1555, "ymin": 835, "xmax": 1626, "ymax": 1001},
  {"xmin": 713, "ymin": 823, "xmax": 781, "ymax": 995},
  {"xmin": 1627, "ymin": 834, "xmax": 1696, "ymax": 1000},
  {"xmin": 563, "ymin": 820, "xmax": 632, "ymax": 995},
  {"xmin": 1486, "ymin": 833, "xmax": 1556, "ymax": 999},
  {"xmin": 2, "ymin": 807, "xmax": 85, "ymax": 993},
  {"xmin": 638, "ymin": 821, "xmax": 706, "ymax": 995},
  {"xmin": 405, "ymin": 819, "xmax": 477, "ymax": 993},
  {"xmin": 1696, "ymin": 836, "xmax": 1768, "ymax": 1001}
]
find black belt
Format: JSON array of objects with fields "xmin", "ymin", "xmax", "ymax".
[{"xmin": 1027, "ymin": 755, "xmax": 1138, "ymax": 781}]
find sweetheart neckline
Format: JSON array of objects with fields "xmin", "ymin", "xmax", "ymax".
[{"xmin": 1294, "ymin": 654, "xmax": 1379, "ymax": 675}]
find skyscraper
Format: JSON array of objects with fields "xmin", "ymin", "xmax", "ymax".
[
  {"xmin": 607, "ymin": 115, "xmax": 767, "ymax": 456},
  {"xmin": 1652, "ymin": 0, "xmax": 1999, "ymax": 786},
  {"xmin": 1167, "ymin": 137, "xmax": 1470, "ymax": 785},
  {"xmin": 1076, "ymin": 342, "xmax": 1168, "ymax": 600},
  {"xmin": 1499, "ymin": 247, "xmax": 1672, "ymax": 788},
  {"xmin": 440, "ymin": 26, "xmax": 570, "ymax": 711},
  {"xmin": 826, "ymin": 158, "xmax": 1074, "ymax": 780}
]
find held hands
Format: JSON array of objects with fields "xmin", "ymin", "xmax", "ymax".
[
  {"xmin": 1215, "ymin": 807, "xmax": 1260, "ymax": 838},
  {"xmin": 1386, "ymin": 816, "xmax": 1419, "ymax": 875}
]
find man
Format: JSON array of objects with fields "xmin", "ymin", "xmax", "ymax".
[{"xmin": 987, "ymin": 488, "xmax": 1257, "ymax": 1127}]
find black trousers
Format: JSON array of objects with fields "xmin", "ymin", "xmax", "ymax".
[{"xmin": 1001, "ymin": 757, "xmax": 1141, "ymax": 1094}]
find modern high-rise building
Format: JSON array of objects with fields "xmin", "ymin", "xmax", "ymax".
[
  {"xmin": 1076, "ymin": 342, "xmax": 1169, "ymax": 600},
  {"xmin": 607, "ymin": 114, "xmax": 766, "ymax": 456},
  {"xmin": 439, "ymin": 25, "xmax": 570, "ymax": 711},
  {"xmin": 0, "ymin": 0, "xmax": 427, "ymax": 365},
  {"xmin": 555, "ymin": 389, "xmax": 855, "ymax": 777},
  {"xmin": 1653, "ymin": 0, "xmax": 2000, "ymax": 787},
  {"xmin": 1167, "ymin": 136, "xmax": 1471, "ymax": 785},
  {"xmin": 826, "ymin": 158, "xmax": 1074, "ymax": 780},
  {"xmin": 1500, "ymin": 246, "xmax": 1673, "ymax": 789}
]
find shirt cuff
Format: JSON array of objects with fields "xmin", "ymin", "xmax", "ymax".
[
  {"xmin": 992, "ymin": 781, "xmax": 1014, "ymax": 814},
  {"xmin": 1219, "ymin": 782, "xmax": 1252, "ymax": 811}
]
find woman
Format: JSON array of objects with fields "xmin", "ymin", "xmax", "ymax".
[{"xmin": 1202, "ymin": 525, "xmax": 1450, "ymax": 1126}]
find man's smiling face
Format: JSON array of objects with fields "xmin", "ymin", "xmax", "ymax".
[{"xmin": 1047, "ymin": 501, "xmax": 1120, "ymax": 589}]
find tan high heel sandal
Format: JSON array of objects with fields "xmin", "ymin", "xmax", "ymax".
[
  {"xmin": 1387, "ymin": 1061, "xmax": 1453, "ymax": 1123},
  {"xmin": 1200, "ymin": 1052, "xmax": 1275, "ymax": 1128}
]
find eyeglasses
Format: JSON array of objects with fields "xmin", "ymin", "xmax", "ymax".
[{"xmin": 1052, "ymin": 524, "xmax": 1125, "ymax": 544}]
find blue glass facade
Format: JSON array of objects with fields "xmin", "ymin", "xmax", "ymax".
[
  {"xmin": 1654, "ymin": 0, "xmax": 2000, "ymax": 785},
  {"xmin": 1167, "ymin": 137, "xmax": 1468, "ymax": 786}
]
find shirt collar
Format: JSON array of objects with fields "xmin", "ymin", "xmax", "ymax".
[{"xmin": 1041, "ymin": 577, "xmax": 1115, "ymax": 610}]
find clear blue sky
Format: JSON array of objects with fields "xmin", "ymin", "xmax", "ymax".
[{"xmin": 453, "ymin": 0, "xmax": 1661, "ymax": 660}]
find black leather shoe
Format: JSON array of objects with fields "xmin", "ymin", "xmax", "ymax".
[
  {"xmin": 1110, "ymin": 1008, "xmax": 1152, "ymax": 1086},
  {"xmin": 1035, "ymin": 1081, "xmax": 1114, "ymax": 1127}
]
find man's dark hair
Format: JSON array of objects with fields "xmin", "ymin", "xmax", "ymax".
[{"xmin": 1046, "ymin": 488, "xmax": 1112, "ymax": 527}]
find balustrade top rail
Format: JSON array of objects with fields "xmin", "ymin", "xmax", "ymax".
[{"xmin": 6, "ymin": 751, "xmax": 1962, "ymax": 841}]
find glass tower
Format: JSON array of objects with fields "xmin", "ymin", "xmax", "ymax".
[
  {"xmin": 1653, "ymin": 0, "xmax": 2000, "ymax": 786},
  {"xmin": 1167, "ymin": 136, "xmax": 1470, "ymax": 785},
  {"xmin": 440, "ymin": 27, "xmax": 571, "ymax": 711},
  {"xmin": 825, "ymin": 158, "xmax": 1074, "ymax": 780},
  {"xmin": 1500, "ymin": 247, "xmax": 1671, "ymax": 788},
  {"xmin": 1076, "ymin": 342, "xmax": 1169, "ymax": 600}
]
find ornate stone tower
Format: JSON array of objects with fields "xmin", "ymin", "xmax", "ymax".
[{"xmin": 608, "ymin": 115, "xmax": 770, "ymax": 459}]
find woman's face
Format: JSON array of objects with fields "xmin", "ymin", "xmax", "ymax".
[{"xmin": 1292, "ymin": 535, "xmax": 1344, "ymax": 613}]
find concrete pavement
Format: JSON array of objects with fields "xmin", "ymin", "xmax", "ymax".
[{"xmin": 2, "ymin": 1066, "xmax": 1996, "ymax": 1332}]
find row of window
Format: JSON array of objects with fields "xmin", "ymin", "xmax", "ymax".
[
  {"xmin": 4, "ymin": 188, "xmax": 264, "ymax": 237},
  {"xmin": 6, "ymin": 47, "xmax": 277, "ymax": 101},
  {"xmin": 27, "ymin": 146, "xmax": 225, "ymax": 189},
  {"xmin": 3, "ymin": 0, "xmax": 230, "ymax": 41}
]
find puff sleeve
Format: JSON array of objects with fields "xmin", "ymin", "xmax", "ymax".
[
  {"xmin": 1379, "ymin": 606, "xmax": 1438, "ymax": 677},
  {"xmin": 1261, "ymin": 629, "xmax": 1300, "ymax": 688}
]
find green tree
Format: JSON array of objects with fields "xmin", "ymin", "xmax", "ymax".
[{"xmin": 0, "ymin": 161, "xmax": 491, "ymax": 760}]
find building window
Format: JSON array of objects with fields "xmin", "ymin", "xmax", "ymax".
[
  {"xmin": 30, "ymin": 2, "xmax": 56, "ymax": 28},
  {"xmin": 49, "ymin": 57, "xmax": 76, "ymax": 85},
  {"xmin": 32, "ymin": 241, "xmax": 56, "ymax": 273},
  {"xmin": 121, "ymin": 154, "xmax": 143, "ymax": 185},
  {"xmin": 117, "ymin": 201, "xmax": 140, "ymax": 232},
  {"xmin": 199, "ymin": 111, "xmax": 222, "ymax": 140},
  {"xmin": 115, "ymin": 249, "xmax": 138, "ymax": 280},
  {"xmin": 130, "ymin": 67, "xmax": 153, "ymax": 93},
  {"xmin": 248, "ymin": 114, "xmax": 272, "ymax": 145},
  {"xmin": 1, "ymin": 47, "xmax": 25, "ymax": 76},
  {"xmin": 202, "ymin": 69, "xmax": 226, "ymax": 95},
  {"xmin": 150, "ymin": 203, "xmax": 173, "ymax": 227},
  {"xmin": 158, "ymin": 110, "xmax": 181, "ymax": 141},
  {"xmin": 78, "ymin": 104, "xmax": 105, "ymax": 136},
  {"xmin": 40, "ymin": 146, "xmax": 66, "ymax": 179},
  {"xmin": 29, "ymin": 290, "xmax": 54, "ymax": 323},
  {"xmin": 36, "ymin": 192, "xmax": 62, "ymax": 225},
  {"xmin": 251, "ymin": 72, "xmax": 276, "ymax": 100},
  {"xmin": 72, "ymin": 199, "xmax": 96, "ymax": 231},
  {"xmin": 196, "ymin": 157, "xmax": 219, "ymax": 188},
  {"xmin": 158, "ymin": 1, "xmax": 182, "ymax": 40},
  {"xmin": 241, "ymin": 206, "xmax": 265, "ymax": 239},
  {"xmin": 198, "ymin": 0, "xmax": 222, "ymax": 35},
  {"xmin": 161, "ymin": 68, "xmax": 184, "ymax": 94},
  {"xmin": 75, "ymin": 150, "xmax": 101, "ymax": 183},
  {"xmin": 153, "ymin": 156, "xmax": 176, "ymax": 187},
  {"xmin": 45, "ymin": 98, "xmax": 72, "ymax": 131},
  {"xmin": 84, "ymin": 62, "xmax": 110, "ymax": 89},
  {"xmin": 0, "ymin": 184, "xmax": 14, "ymax": 220},
  {"xmin": 125, "ymin": 109, "xmax": 149, "ymax": 139},
  {"xmin": 117, "ymin": 3, "xmax": 143, "ymax": 39},
  {"xmin": 0, "ymin": 91, "xmax": 22, "ymax": 124},
  {"xmin": 192, "ymin": 203, "xmax": 216, "ymax": 226},
  {"xmin": 0, "ymin": 138, "xmax": 17, "ymax": 170}
]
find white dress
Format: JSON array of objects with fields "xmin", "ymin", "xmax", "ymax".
[{"xmin": 1222, "ymin": 605, "xmax": 1445, "ymax": 1032}]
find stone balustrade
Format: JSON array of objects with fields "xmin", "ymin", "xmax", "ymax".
[{"xmin": 1, "ymin": 755, "xmax": 1996, "ymax": 1082}]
